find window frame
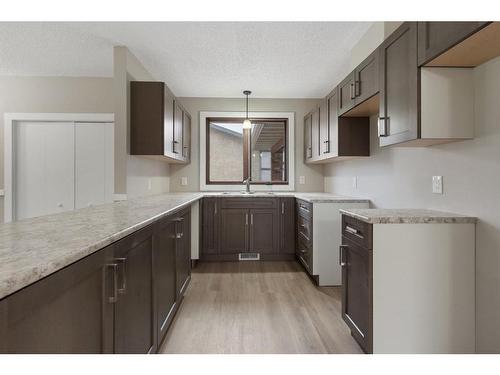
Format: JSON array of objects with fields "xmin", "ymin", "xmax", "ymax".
[
  {"xmin": 199, "ymin": 111, "xmax": 295, "ymax": 192},
  {"xmin": 205, "ymin": 117, "xmax": 288, "ymax": 186}
]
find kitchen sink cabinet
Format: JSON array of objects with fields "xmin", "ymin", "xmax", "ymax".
[
  {"xmin": 201, "ymin": 197, "xmax": 292, "ymax": 261},
  {"xmin": 0, "ymin": 244, "xmax": 115, "ymax": 354},
  {"xmin": 113, "ymin": 225, "xmax": 155, "ymax": 354},
  {"xmin": 130, "ymin": 81, "xmax": 191, "ymax": 163}
]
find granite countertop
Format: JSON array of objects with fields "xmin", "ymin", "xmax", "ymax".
[
  {"xmin": 339, "ymin": 208, "xmax": 477, "ymax": 224},
  {"xmin": 204, "ymin": 191, "xmax": 369, "ymax": 203},
  {"xmin": 0, "ymin": 190, "xmax": 368, "ymax": 300},
  {"xmin": 0, "ymin": 192, "xmax": 203, "ymax": 300}
]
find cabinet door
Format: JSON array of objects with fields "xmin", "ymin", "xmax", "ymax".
[
  {"xmin": 164, "ymin": 86, "xmax": 176, "ymax": 157},
  {"xmin": 326, "ymin": 89, "xmax": 339, "ymax": 157},
  {"xmin": 201, "ymin": 198, "xmax": 219, "ymax": 255},
  {"xmin": 304, "ymin": 113, "xmax": 312, "ymax": 160},
  {"xmin": 417, "ymin": 22, "xmax": 489, "ymax": 66},
  {"xmin": 114, "ymin": 226, "xmax": 154, "ymax": 354},
  {"xmin": 175, "ymin": 210, "xmax": 191, "ymax": 298},
  {"xmin": 378, "ymin": 22, "xmax": 419, "ymax": 147},
  {"xmin": 182, "ymin": 111, "xmax": 191, "ymax": 161},
  {"xmin": 220, "ymin": 209, "xmax": 248, "ymax": 254},
  {"xmin": 155, "ymin": 217, "xmax": 177, "ymax": 344},
  {"xmin": 173, "ymin": 101, "xmax": 184, "ymax": 156},
  {"xmin": 341, "ymin": 237, "xmax": 372, "ymax": 353},
  {"xmin": 355, "ymin": 50, "xmax": 379, "ymax": 104},
  {"xmin": 318, "ymin": 98, "xmax": 330, "ymax": 156},
  {"xmin": 338, "ymin": 72, "xmax": 356, "ymax": 115},
  {"xmin": 311, "ymin": 107, "xmax": 320, "ymax": 159},
  {"xmin": 249, "ymin": 208, "xmax": 279, "ymax": 254},
  {"xmin": 0, "ymin": 245, "xmax": 114, "ymax": 353},
  {"xmin": 279, "ymin": 198, "xmax": 295, "ymax": 254}
]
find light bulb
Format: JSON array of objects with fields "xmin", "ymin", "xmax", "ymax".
[{"xmin": 242, "ymin": 119, "xmax": 252, "ymax": 129}]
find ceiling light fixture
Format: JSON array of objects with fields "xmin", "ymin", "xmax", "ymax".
[{"xmin": 242, "ymin": 90, "xmax": 252, "ymax": 129}]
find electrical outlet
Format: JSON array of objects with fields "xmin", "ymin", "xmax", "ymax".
[
  {"xmin": 432, "ymin": 176, "xmax": 443, "ymax": 194},
  {"xmin": 181, "ymin": 176, "xmax": 188, "ymax": 186},
  {"xmin": 352, "ymin": 176, "xmax": 357, "ymax": 189},
  {"xmin": 299, "ymin": 176, "xmax": 306, "ymax": 185},
  {"xmin": 147, "ymin": 178, "xmax": 152, "ymax": 191}
]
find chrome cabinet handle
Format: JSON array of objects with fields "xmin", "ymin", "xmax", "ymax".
[
  {"xmin": 214, "ymin": 202, "xmax": 217, "ymax": 215},
  {"xmin": 172, "ymin": 140, "xmax": 179, "ymax": 153},
  {"xmin": 106, "ymin": 263, "xmax": 118, "ymax": 303},
  {"xmin": 281, "ymin": 202, "xmax": 285, "ymax": 215},
  {"xmin": 354, "ymin": 80, "xmax": 361, "ymax": 97},
  {"xmin": 250, "ymin": 214, "xmax": 253, "ymax": 225},
  {"xmin": 245, "ymin": 213, "xmax": 248, "ymax": 226},
  {"xmin": 339, "ymin": 245, "xmax": 348, "ymax": 267},
  {"xmin": 299, "ymin": 204, "xmax": 310, "ymax": 212},
  {"xmin": 378, "ymin": 117, "xmax": 389, "ymax": 137},
  {"xmin": 115, "ymin": 258, "xmax": 127, "ymax": 294},
  {"xmin": 350, "ymin": 82, "xmax": 355, "ymax": 100}
]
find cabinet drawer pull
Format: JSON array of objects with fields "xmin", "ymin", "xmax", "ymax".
[
  {"xmin": 350, "ymin": 82, "xmax": 355, "ymax": 100},
  {"xmin": 354, "ymin": 80, "xmax": 361, "ymax": 97},
  {"xmin": 345, "ymin": 225, "xmax": 363, "ymax": 238},
  {"xmin": 245, "ymin": 213, "xmax": 248, "ymax": 226},
  {"xmin": 106, "ymin": 263, "xmax": 118, "ymax": 303},
  {"xmin": 281, "ymin": 202, "xmax": 284, "ymax": 215},
  {"xmin": 250, "ymin": 214, "xmax": 254, "ymax": 226},
  {"xmin": 339, "ymin": 245, "xmax": 347, "ymax": 267},
  {"xmin": 299, "ymin": 204, "xmax": 310, "ymax": 212},
  {"xmin": 115, "ymin": 258, "xmax": 127, "ymax": 294}
]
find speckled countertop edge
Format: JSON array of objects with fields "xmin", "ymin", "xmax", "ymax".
[{"xmin": 339, "ymin": 208, "xmax": 477, "ymax": 224}]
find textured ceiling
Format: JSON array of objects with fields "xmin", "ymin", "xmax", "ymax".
[{"xmin": 0, "ymin": 22, "xmax": 373, "ymax": 98}]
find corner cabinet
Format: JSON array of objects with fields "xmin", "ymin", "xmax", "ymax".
[{"xmin": 130, "ymin": 81, "xmax": 191, "ymax": 163}]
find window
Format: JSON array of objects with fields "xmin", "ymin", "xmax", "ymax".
[{"xmin": 206, "ymin": 118, "xmax": 288, "ymax": 185}]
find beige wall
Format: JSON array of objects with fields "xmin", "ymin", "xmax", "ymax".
[
  {"xmin": 0, "ymin": 76, "xmax": 114, "ymax": 221},
  {"xmin": 169, "ymin": 97, "xmax": 324, "ymax": 192},
  {"xmin": 324, "ymin": 54, "xmax": 500, "ymax": 353},
  {"xmin": 113, "ymin": 46, "xmax": 170, "ymax": 198}
]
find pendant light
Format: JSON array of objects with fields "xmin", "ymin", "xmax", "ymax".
[{"xmin": 242, "ymin": 90, "xmax": 252, "ymax": 129}]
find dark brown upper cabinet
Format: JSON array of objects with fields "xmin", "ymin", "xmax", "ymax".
[
  {"xmin": 418, "ymin": 21, "xmax": 494, "ymax": 67},
  {"xmin": 130, "ymin": 81, "xmax": 191, "ymax": 163},
  {"xmin": 311, "ymin": 107, "xmax": 320, "ymax": 159},
  {"xmin": 305, "ymin": 88, "xmax": 369, "ymax": 164},
  {"xmin": 378, "ymin": 22, "xmax": 419, "ymax": 147},
  {"xmin": 338, "ymin": 72, "xmax": 357, "ymax": 115},
  {"xmin": 304, "ymin": 106, "xmax": 321, "ymax": 162},
  {"xmin": 338, "ymin": 50, "xmax": 379, "ymax": 117}
]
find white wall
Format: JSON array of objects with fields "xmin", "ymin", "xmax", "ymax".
[
  {"xmin": 324, "ymin": 56, "xmax": 500, "ymax": 353},
  {"xmin": 169, "ymin": 97, "xmax": 324, "ymax": 192}
]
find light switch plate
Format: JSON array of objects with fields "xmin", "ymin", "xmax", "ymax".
[
  {"xmin": 432, "ymin": 176, "xmax": 443, "ymax": 194},
  {"xmin": 181, "ymin": 177, "xmax": 188, "ymax": 186},
  {"xmin": 299, "ymin": 176, "xmax": 306, "ymax": 185}
]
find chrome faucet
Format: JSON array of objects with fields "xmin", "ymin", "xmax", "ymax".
[{"xmin": 243, "ymin": 178, "xmax": 251, "ymax": 193}]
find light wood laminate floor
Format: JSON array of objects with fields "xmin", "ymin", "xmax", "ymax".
[{"xmin": 159, "ymin": 261, "xmax": 363, "ymax": 354}]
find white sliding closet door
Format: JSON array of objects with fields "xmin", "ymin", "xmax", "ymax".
[
  {"xmin": 75, "ymin": 122, "xmax": 114, "ymax": 209},
  {"xmin": 15, "ymin": 122, "xmax": 75, "ymax": 220}
]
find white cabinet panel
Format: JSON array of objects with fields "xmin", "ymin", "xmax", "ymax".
[
  {"xmin": 15, "ymin": 122, "xmax": 75, "ymax": 220},
  {"xmin": 75, "ymin": 123, "xmax": 114, "ymax": 209}
]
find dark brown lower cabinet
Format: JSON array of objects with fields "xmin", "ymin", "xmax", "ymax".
[
  {"xmin": 279, "ymin": 197, "xmax": 295, "ymax": 254},
  {"xmin": 0, "ymin": 245, "xmax": 114, "ymax": 353},
  {"xmin": 220, "ymin": 208, "xmax": 249, "ymax": 254},
  {"xmin": 113, "ymin": 225, "xmax": 155, "ymax": 354},
  {"xmin": 175, "ymin": 209, "xmax": 191, "ymax": 298},
  {"xmin": 0, "ymin": 205, "xmax": 193, "ymax": 354},
  {"xmin": 341, "ymin": 216, "xmax": 373, "ymax": 353},
  {"xmin": 201, "ymin": 197, "xmax": 219, "ymax": 254},
  {"xmin": 249, "ymin": 208, "xmax": 279, "ymax": 254},
  {"xmin": 155, "ymin": 216, "xmax": 177, "ymax": 345}
]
